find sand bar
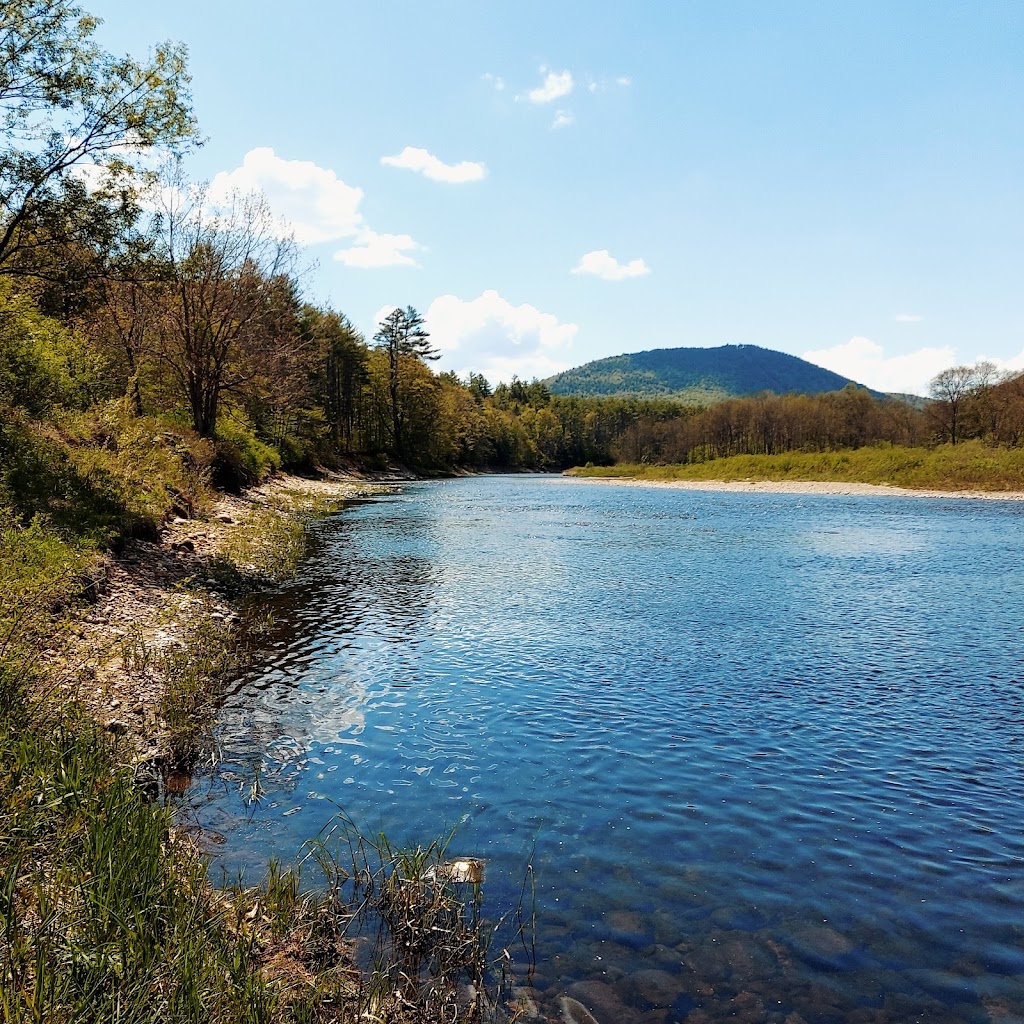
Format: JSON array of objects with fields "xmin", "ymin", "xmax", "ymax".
[{"xmin": 572, "ymin": 475, "xmax": 1024, "ymax": 501}]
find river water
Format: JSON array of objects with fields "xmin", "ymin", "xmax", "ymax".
[{"xmin": 194, "ymin": 476, "xmax": 1024, "ymax": 1023}]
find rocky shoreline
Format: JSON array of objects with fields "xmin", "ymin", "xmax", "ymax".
[{"xmin": 55, "ymin": 472, "xmax": 388, "ymax": 766}]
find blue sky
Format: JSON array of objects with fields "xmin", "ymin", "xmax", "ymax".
[{"xmin": 86, "ymin": 1, "xmax": 1023, "ymax": 394}]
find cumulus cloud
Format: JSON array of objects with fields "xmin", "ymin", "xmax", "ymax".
[
  {"xmin": 207, "ymin": 147, "xmax": 421, "ymax": 267},
  {"xmin": 571, "ymin": 249, "xmax": 650, "ymax": 281},
  {"xmin": 616, "ymin": 76, "xmax": 632, "ymax": 87},
  {"xmin": 551, "ymin": 109, "xmax": 574, "ymax": 130},
  {"xmin": 380, "ymin": 146, "xmax": 486, "ymax": 184},
  {"xmin": 974, "ymin": 349, "xmax": 1024, "ymax": 376},
  {"xmin": 334, "ymin": 231, "xmax": 421, "ymax": 269},
  {"xmin": 482, "ymin": 72, "xmax": 505, "ymax": 91},
  {"xmin": 524, "ymin": 68, "xmax": 573, "ymax": 104},
  {"xmin": 802, "ymin": 337, "xmax": 957, "ymax": 396},
  {"xmin": 208, "ymin": 147, "xmax": 364, "ymax": 245},
  {"xmin": 424, "ymin": 289, "xmax": 578, "ymax": 382},
  {"xmin": 894, "ymin": 313, "xmax": 924, "ymax": 323}
]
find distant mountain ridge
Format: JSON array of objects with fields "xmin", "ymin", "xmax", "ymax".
[{"xmin": 547, "ymin": 344, "xmax": 879, "ymax": 402}]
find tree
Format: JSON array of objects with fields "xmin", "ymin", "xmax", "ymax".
[
  {"xmin": 146, "ymin": 184, "xmax": 303, "ymax": 438},
  {"xmin": 929, "ymin": 365, "xmax": 980, "ymax": 445},
  {"xmin": 373, "ymin": 306, "xmax": 438, "ymax": 460},
  {"xmin": 0, "ymin": 1, "xmax": 197, "ymax": 277},
  {"xmin": 465, "ymin": 371, "xmax": 492, "ymax": 402},
  {"xmin": 302, "ymin": 306, "xmax": 368, "ymax": 453}
]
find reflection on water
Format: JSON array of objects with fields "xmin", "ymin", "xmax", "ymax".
[{"xmin": 197, "ymin": 478, "xmax": 1024, "ymax": 1023}]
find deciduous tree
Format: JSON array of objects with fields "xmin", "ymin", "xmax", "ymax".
[
  {"xmin": 146, "ymin": 184, "xmax": 302, "ymax": 438},
  {"xmin": 0, "ymin": 1, "xmax": 198, "ymax": 277}
]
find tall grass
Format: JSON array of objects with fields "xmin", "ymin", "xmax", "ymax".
[
  {"xmin": 569, "ymin": 441, "xmax": 1024, "ymax": 491},
  {"xmin": 0, "ymin": 506, "xmax": 354, "ymax": 1023},
  {"xmin": 304, "ymin": 814, "xmax": 512, "ymax": 1023},
  {"xmin": 0, "ymin": 708, "xmax": 363, "ymax": 1023}
]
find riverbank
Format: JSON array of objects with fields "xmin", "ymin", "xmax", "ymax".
[
  {"xmin": 566, "ymin": 442, "xmax": 1024, "ymax": 499},
  {"xmin": 570, "ymin": 475, "xmax": 1024, "ymax": 500},
  {"xmin": 1, "ymin": 470, "xmax": 403, "ymax": 1022},
  {"xmin": 56, "ymin": 472, "xmax": 390, "ymax": 764}
]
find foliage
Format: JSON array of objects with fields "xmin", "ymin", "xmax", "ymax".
[
  {"xmin": 144, "ymin": 182, "xmax": 305, "ymax": 439},
  {"xmin": 1, "ymin": 398, "xmax": 214, "ymax": 543},
  {"xmin": 372, "ymin": 306, "xmax": 439, "ymax": 461},
  {"xmin": 0, "ymin": 281, "xmax": 112, "ymax": 414},
  {"xmin": 213, "ymin": 413, "xmax": 282, "ymax": 489},
  {"xmin": 0, "ymin": 0, "xmax": 198, "ymax": 279}
]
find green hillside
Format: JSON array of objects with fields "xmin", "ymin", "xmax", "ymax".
[{"xmin": 548, "ymin": 344, "xmax": 878, "ymax": 402}]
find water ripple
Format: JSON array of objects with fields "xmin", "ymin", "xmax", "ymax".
[{"xmin": 199, "ymin": 478, "xmax": 1024, "ymax": 1023}]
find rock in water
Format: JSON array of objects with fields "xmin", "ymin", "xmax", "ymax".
[{"xmin": 558, "ymin": 996, "xmax": 601, "ymax": 1024}]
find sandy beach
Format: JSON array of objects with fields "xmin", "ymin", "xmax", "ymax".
[{"xmin": 573, "ymin": 475, "xmax": 1024, "ymax": 501}]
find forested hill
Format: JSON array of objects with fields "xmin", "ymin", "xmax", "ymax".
[{"xmin": 547, "ymin": 344, "xmax": 877, "ymax": 402}]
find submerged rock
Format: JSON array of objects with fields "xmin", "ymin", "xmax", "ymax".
[
  {"xmin": 565, "ymin": 979, "xmax": 640, "ymax": 1024},
  {"xmin": 629, "ymin": 968, "xmax": 683, "ymax": 1008},
  {"xmin": 559, "ymin": 995, "xmax": 601, "ymax": 1024}
]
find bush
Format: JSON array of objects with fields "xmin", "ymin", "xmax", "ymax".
[
  {"xmin": 0, "ymin": 401, "xmax": 215, "ymax": 544},
  {"xmin": 0, "ymin": 284, "xmax": 113, "ymax": 415},
  {"xmin": 213, "ymin": 413, "xmax": 282, "ymax": 490}
]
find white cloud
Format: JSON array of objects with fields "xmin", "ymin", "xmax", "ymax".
[
  {"xmin": 975, "ymin": 349, "xmax": 1024, "ymax": 375},
  {"xmin": 207, "ymin": 147, "xmax": 421, "ymax": 268},
  {"xmin": 68, "ymin": 161, "xmax": 110, "ymax": 192},
  {"xmin": 616, "ymin": 76, "xmax": 633, "ymax": 87},
  {"xmin": 208, "ymin": 147, "xmax": 364, "ymax": 245},
  {"xmin": 571, "ymin": 249, "xmax": 651, "ymax": 281},
  {"xmin": 525, "ymin": 69, "xmax": 573, "ymax": 104},
  {"xmin": 802, "ymin": 336, "xmax": 956, "ymax": 395},
  {"xmin": 424, "ymin": 289, "xmax": 578, "ymax": 382},
  {"xmin": 380, "ymin": 146, "xmax": 486, "ymax": 184},
  {"xmin": 895, "ymin": 313, "xmax": 924, "ymax": 323},
  {"xmin": 334, "ymin": 230, "xmax": 421, "ymax": 269},
  {"xmin": 482, "ymin": 72, "xmax": 505, "ymax": 91},
  {"xmin": 552, "ymin": 109, "xmax": 574, "ymax": 130}
]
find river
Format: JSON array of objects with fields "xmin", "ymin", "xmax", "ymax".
[{"xmin": 193, "ymin": 475, "xmax": 1024, "ymax": 1023}]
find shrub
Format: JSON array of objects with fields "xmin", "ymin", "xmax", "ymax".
[{"xmin": 213, "ymin": 413, "xmax": 282, "ymax": 490}]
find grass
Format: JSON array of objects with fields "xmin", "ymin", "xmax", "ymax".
[
  {"xmin": 0, "ymin": 705, "xmax": 360, "ymax": 1023},
  {"xmin": 303, "ymin": 815, "xmax": 513, "ymax": 1024},
  {"xmin": 568, "ymin": 441, "xmax": 1024, "ymax": 492},
  {"xmin": 213, "ymin": 489, "xmax": 352, "ymax": 587},
  {"xmin": 1, "ymin": 400, "xmax": 215, "ymax": 547}
]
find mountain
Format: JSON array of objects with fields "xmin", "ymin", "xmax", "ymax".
[{"xmin": 547, "ymin": 344, "xmax": 880, "ymax": 403}]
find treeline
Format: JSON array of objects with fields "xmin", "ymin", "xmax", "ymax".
[{"xmin": 611, "ymin": 367, "xmax": 1024, "ymax": 466}]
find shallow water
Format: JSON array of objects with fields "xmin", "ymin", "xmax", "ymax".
[{"xmin": 195, "ymin": 476, "xmax": 1024, "ymax": 1023}]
